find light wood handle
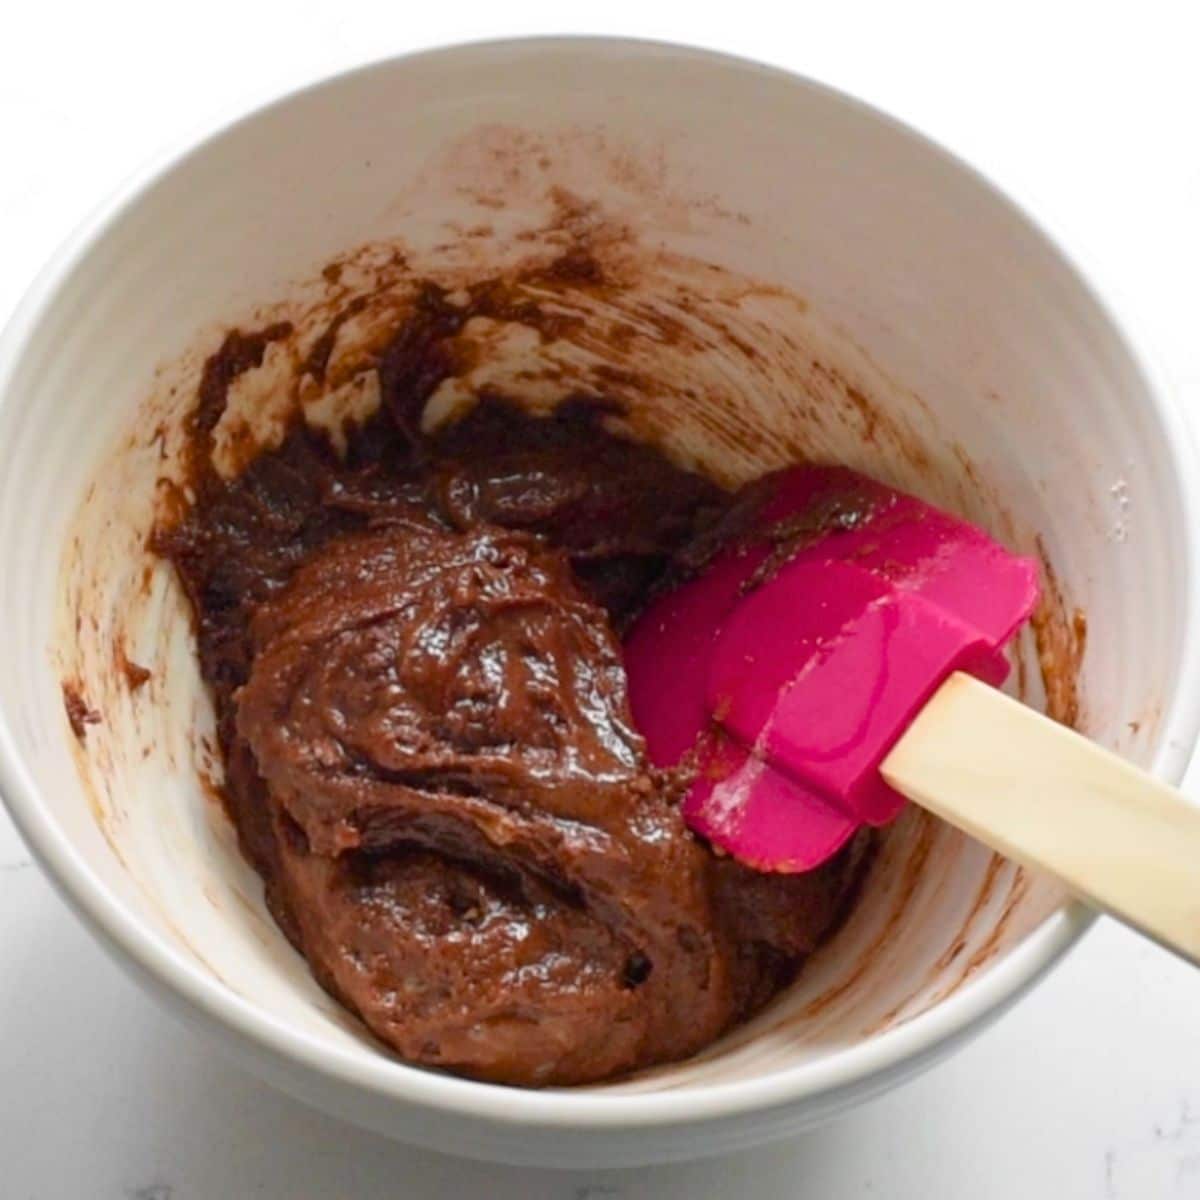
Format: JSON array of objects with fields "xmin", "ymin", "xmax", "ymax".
[{"xmin": 881, "ymin": 671, "xmax": 1200, "ymax": 965}]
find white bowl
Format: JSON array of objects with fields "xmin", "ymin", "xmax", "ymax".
[{"xmin": 1, "ymin": 37, "xmax": 1197, "ymax": 1169}]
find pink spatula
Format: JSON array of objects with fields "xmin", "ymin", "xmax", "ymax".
[{"xmin": 625, "ymin": 466, "xmax": 1200, "ymax": 964}]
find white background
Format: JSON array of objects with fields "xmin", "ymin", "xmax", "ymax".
[{"xmin": 3, "ymin": 2, "xmax": 1200, "ymax": 1196}]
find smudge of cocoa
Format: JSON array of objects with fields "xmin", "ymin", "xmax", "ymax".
[
  {"xmin": 952, "ymin": 442, "xmax": 985, "ymax": 494},
  {"xmin": 1015, "ymin": 646, "xmax": 1030, "ymax": 701},
  {"xmin": 375, "ymin": 284, "xmax": 473, "ymax": 439},
  {"xmin": 196, "ymin": 763, "xmax": 230, "ymax": 815},
  {"xmin": 302, "ymin": 295, "xmax": 369, "ymax": 383},
  {"xmin": 184, "ymin": 322, "xmax": 293, "ymax": 480},
  {"xmin": 797, "ymin": 810, "xmax": 938, "ymax": 1019},
  {"xmin": 458, "ymin": 188, "xmax": 507, "ymax": 211},
  {"xmin": 961, "ymin": 869, "xmax": 1031, "ymax": 980},
  {"xmin": 1032, "ymin": 535, "xmax": 1087, "ymax": 728},
  {"xmin": 62, "ymin": 680, "xmax": 101, "ymax": 740},
  {"xmin": 864, "ymin": 847, "xmax": 1010, "ymax": 1034},
  {"xmin": 115, "ymin": 644, "xmax": 151, "ymax": 692}
]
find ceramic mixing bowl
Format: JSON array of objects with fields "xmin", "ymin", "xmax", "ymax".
[{"xmin": 0, "ymin": 37, "xmax": 1196, "ymax": 1167}]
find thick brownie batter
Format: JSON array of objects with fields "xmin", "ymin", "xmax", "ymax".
[{"xmin": 157, "ymin": 309, "xmax": 871, "ymax": 1086}]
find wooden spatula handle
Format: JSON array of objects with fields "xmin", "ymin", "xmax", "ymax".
[{"xmin": 881, "ymin": 671, "xmax": 1200, "ymax": 965}]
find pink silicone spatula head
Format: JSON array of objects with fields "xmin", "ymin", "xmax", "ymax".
[{"xmin": 624, "ymin": 466, "xmax": 1040, "ymax": 872}]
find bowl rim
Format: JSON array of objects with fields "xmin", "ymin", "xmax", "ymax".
[{"xmin": 1, "ymin": 34, "xmax": 1196, "ymax": 1133}]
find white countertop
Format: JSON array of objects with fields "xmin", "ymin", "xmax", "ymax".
[{"xmin": 4, "ymin": 3, "xmax": 1200, "ymax": 1196}]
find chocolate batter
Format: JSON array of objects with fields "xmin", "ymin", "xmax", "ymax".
[{"xmin": 156, "ymin": 302, "xmax": 871, "ymax": 1087}]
